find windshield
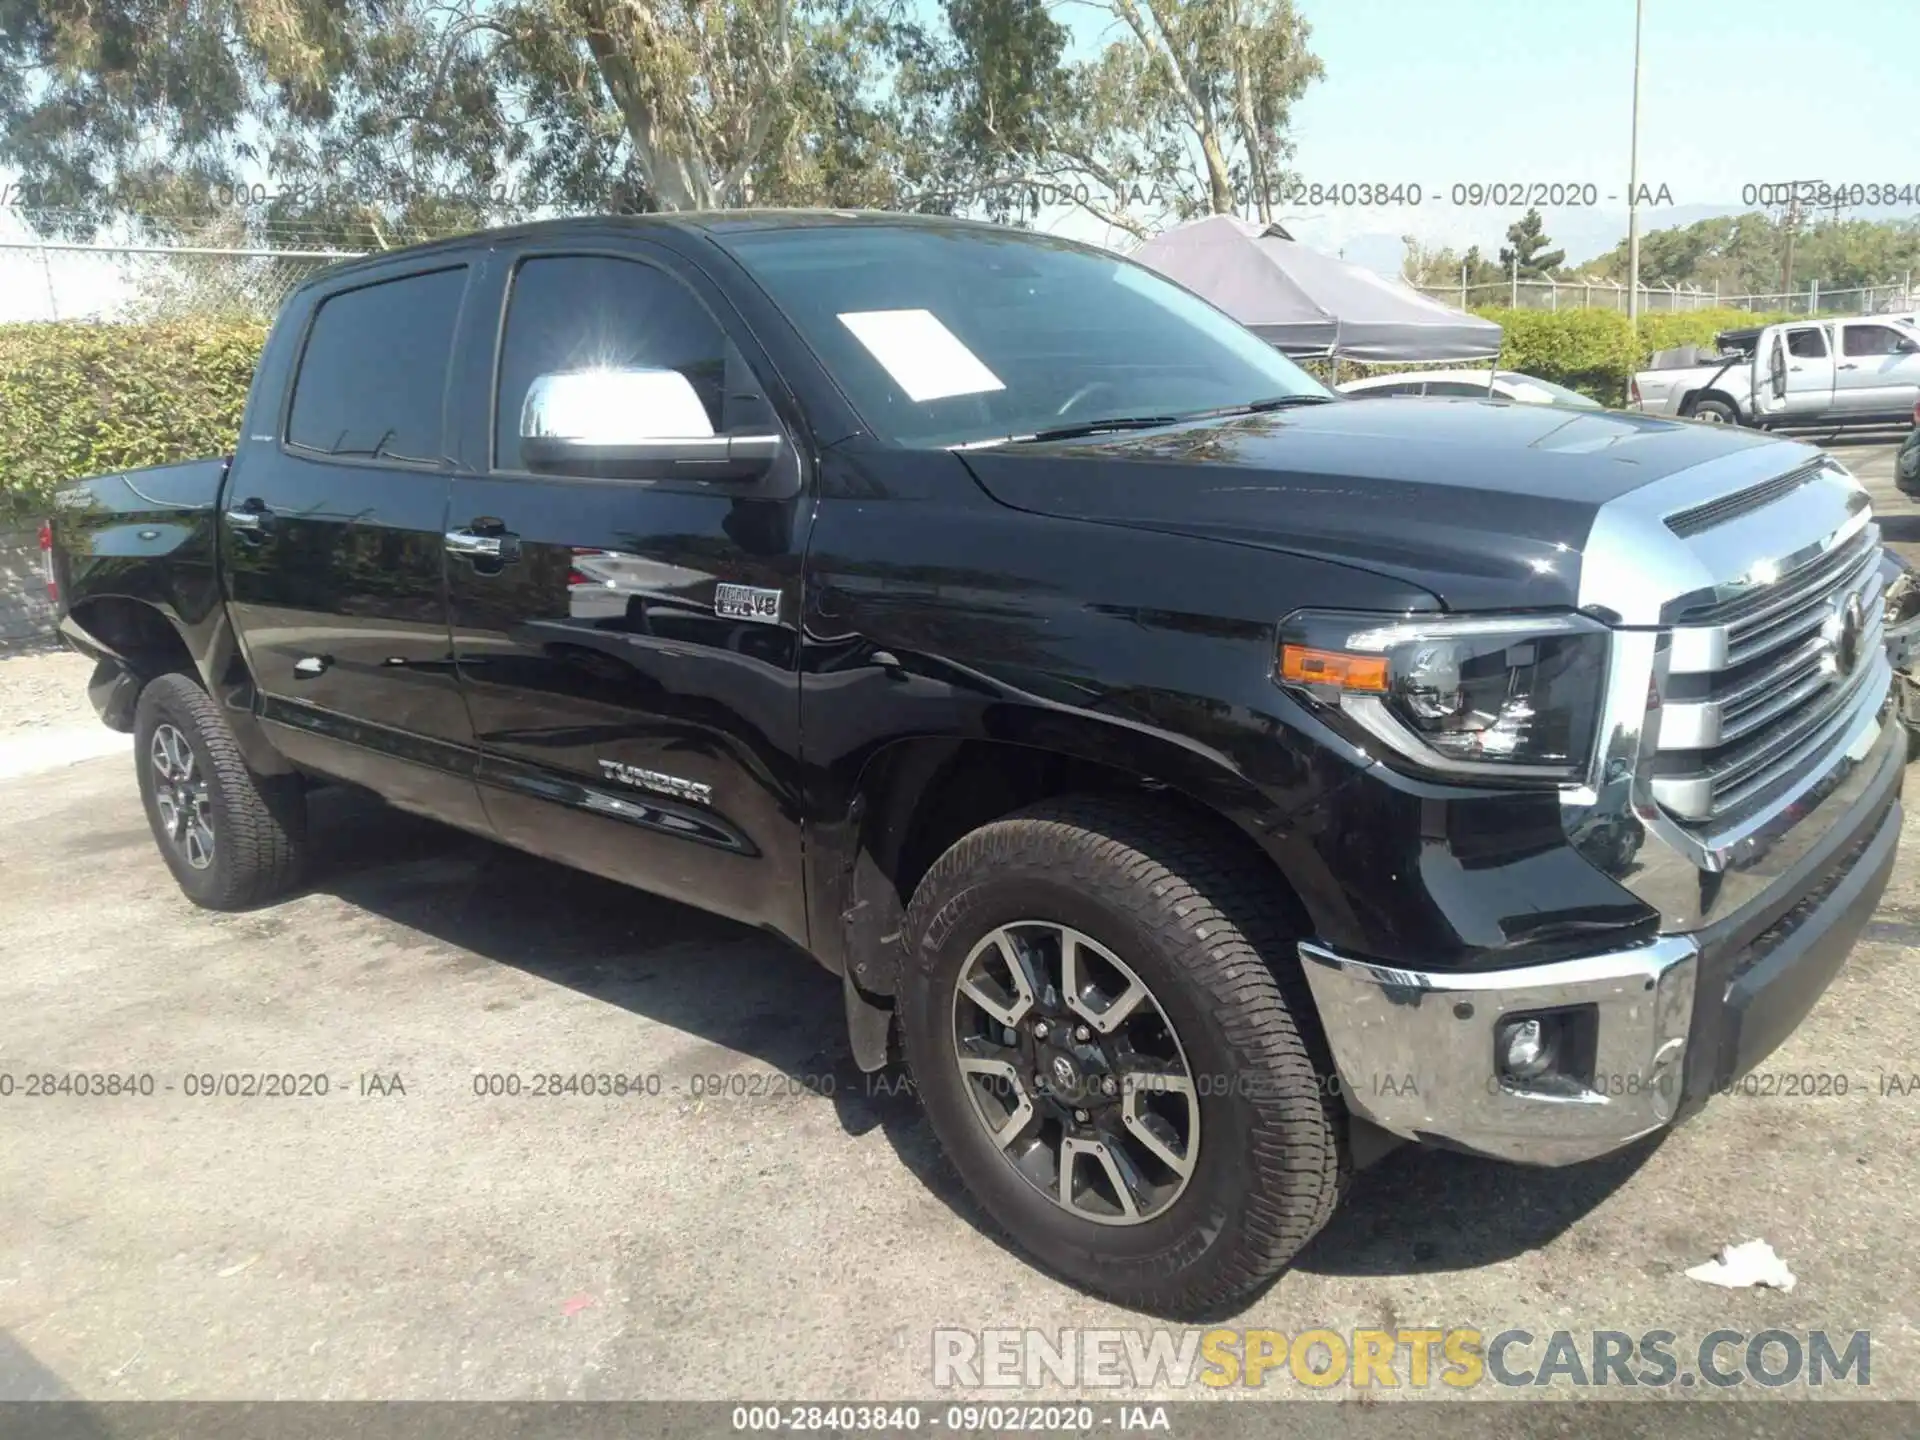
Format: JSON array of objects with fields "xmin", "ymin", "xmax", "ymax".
[{"xmin": 719, "ymin": 223, "xmax": 1331, "ymax": 448}]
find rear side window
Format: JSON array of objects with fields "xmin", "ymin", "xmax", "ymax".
[
  {"xmin": 1842, "ymin": 324, "xmax": 1910, "ymax": 358},
  {"xmin": 286, "ymin": 267, "xmax": 467, "ymax": 464}
]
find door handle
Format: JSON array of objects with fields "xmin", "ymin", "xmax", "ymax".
[
  {"xmin": 225, "ymin": 498, "xmax": 275, "ymax": 533},
  {"xmin": 1789, "ymin": 365, "xmax": 1804, "ymax": 372},
  {"xmin": 446, "ymin": 527, "xmax": 521, "ymax": 563},
  {"xmin": 1838, "ymin": 363, "xmax": 1859, "ymax": 371}
]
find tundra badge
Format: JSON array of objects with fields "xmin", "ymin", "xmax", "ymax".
[{"xmin": 598, "ymin": 760, "xmax": 714, "ymax": 806}]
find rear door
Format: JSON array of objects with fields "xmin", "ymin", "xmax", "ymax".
[
  {"xmin": 221, "ymin": 260, "xmax": 488, "ymax": 830},
  {"xmin": 443, "ymin": 243, "xmax": 814, "ymax": 943},
  {"xmin": 1834, "ymin": 321, "xmax": 1920, "ymax": 416}
]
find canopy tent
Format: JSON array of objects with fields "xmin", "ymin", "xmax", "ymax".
[{"xmin": 1130, "ymin": 214, "xmax": 1503, "ymax": 364}]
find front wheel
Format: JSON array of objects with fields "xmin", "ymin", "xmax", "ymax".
[
  {"xmin": 134, "ymin": 672, "xmax": 307, "ymax": 909},
  {"xmin": 899, "ymin": 796, "xmax": 1347, "ymax": 1316}
]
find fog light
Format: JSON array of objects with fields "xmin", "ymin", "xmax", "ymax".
[{"xmin": 1499, "ymin": 1016, "xmax": 1556, "ymax": 1081}]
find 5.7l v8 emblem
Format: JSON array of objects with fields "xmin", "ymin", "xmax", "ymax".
[{"xmin": 714, "ymin": 583, "xmax": 783, "ymax": 625}]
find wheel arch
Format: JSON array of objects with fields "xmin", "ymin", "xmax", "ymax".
[
  {"xmin": 817, "ymin": 723, "xmax": 1323, "ymax": 1070},
  {"xmin": 63, "ymin": 595, "xmax": 295, "ymax": 775},
  {"xmin": 1679, "ymin": 388, "xmax": 1744, "ymax": 421}
]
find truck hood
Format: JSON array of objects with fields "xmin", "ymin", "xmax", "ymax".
[{"xmin": 958, "ymin": 398, "xmax": 1790, "ymax": 612}]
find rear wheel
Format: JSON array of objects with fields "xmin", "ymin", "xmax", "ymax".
[
  {"xmin": 1688, "ymin": 397, "xmax": 1738, "ymax": 425},
  {"xmin": 899, "ymin": 796, "xmax": 1347, "ymax": 1316},
  {"xmin": 134, "ymin": 673, "xmax": 306, "ymax": 909}
]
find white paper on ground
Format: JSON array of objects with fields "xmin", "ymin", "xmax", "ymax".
[
  {"xmin": 836, "ymin": 309, "xmax": 1005, "ymax": 403},
  {"xmin": 1684, "ymin": 1239, "xmax": 1797, "ymax": 1292}
]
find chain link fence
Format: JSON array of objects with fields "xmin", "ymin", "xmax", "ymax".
[
  {"xmin": 5, "ymin": 235, "xmax": 1917, "ymax": 327},
  {"xmin": 0, "ymin": 240, "xmax": 364, "ymax": 324},
  {"xmin": 1410, "ymin": 275, "xmax": 1919, "ymax": 316}
]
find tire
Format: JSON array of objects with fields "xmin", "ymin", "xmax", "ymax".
[
  {"xmin": 133, "ymin": 672, "xmax": 306, "ymax": 909},
  {"xmin": 899, "ymin": 795, "xmax": 1348, "ymax": 1316},
  {"xmin": 1688, "ymin": 398, "xmax": 1739, "ymax": 425}
]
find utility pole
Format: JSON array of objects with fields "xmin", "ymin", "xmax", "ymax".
[
  {"xmin": 1626, "ymin": 0, "xmax": 1645, "ymax": 325},
  {"xmin": 1782, "ymin": 196, "xmax": 1802, "ymax": 307}
]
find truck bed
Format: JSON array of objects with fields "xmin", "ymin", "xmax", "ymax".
[{"xmin": 51, "ymin": 456, "xmax": 231, "ymax": 657}]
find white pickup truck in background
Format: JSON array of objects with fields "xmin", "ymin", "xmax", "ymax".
[{"xmin": 1629, "ymin": 315, "xmax": 1920, "ymax": 427}]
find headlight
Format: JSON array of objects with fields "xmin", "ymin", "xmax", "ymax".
[{"xmin": 1276, "ymin": 610, "xmax": 1610, "ymax": 781}]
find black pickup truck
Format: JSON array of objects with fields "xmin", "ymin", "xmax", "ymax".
[{"xmin": 48, "ymin": 213, "xmax": 1904, "ymax": 1316}]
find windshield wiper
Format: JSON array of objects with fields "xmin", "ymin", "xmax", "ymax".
[
  {"xmin": 1184, "ymin": 394, "xmax": 1338, "ymax": 420},
  {"xmin": 986, "ymin": 393, "xmax": 1337, "ymax": 449},
  {"xmin": 1014, "ymin": 414, "xmax": 1184, "ymax": 444}
]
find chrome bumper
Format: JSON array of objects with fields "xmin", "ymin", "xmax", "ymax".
[
  {"xmin": 1298, "ymin": 938, "xmax": 1697, "ymax": 1166},
  {"xmin": 1298, "ymin": 708, "xmax": 1901, "ymax": 1166}
]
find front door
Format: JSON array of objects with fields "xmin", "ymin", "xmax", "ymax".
[
  {"xmin": 1834, "ymin": 321, "xmax": 1920, "ymax": 416},
  {"xmin": 445, "ymin": 247, "xmax": 814, "ymax": 942},
  {"xmin": 222, "ymin": 262, "xmax": 488, "ymax": 830},
  {"xmin": 1774, "ymin": 324, "xmax": 1836, "ymax": 418}
]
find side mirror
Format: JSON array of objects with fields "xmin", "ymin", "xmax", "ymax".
[{"xmin": 518, "ymin": 369, "xmax": 783, "ymax": 482}]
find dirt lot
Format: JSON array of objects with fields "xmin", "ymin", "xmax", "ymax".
[{"xmin": 2, "ymin": 442, "xmax": 1917, "ymax": 1410}]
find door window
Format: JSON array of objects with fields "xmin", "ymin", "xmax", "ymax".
[
  {"xmin": 1842, "ymin": 324, "xmax": 1913, "ymax": 358},
  {"xmin": 493, "ymin": 255, "xmax": 776, "ymax": 474},
  {"xmin": 1786, "ymin": 328, "xmax": 1828, "ymax": 359},
  {"xmin": 286, "ymin": 267, "xmax": 467, "ymax": 465}
]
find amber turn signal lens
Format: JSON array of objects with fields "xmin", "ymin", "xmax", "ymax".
[{"xmin": 1278, "ymin": 644, "xmax": 1390, "ymax": 693}]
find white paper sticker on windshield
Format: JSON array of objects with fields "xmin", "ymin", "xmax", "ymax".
[{"xmin": 837, "ymin": 309, "xmax": 1005, "ymax": 403}]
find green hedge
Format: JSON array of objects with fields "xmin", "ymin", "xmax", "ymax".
[
  {"xmin": 1635, "ymin": 308, "xmax": 1796, "ymax": 358},
  {"xmin": 1467, "ymin": 309, "xmax": 1643, "ymax": 405},
  {"xmin": 0, "ymin": 320, "xmax": 267, "ymax": 519},
  {"xmin": 1465, "ymin": 307, "xmax": 1803, "ymax": 406}
]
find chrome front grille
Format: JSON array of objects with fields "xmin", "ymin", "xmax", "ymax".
[{"xmin": 1651, "ymin": 518, "xmax": 1886, "ymax": 825}]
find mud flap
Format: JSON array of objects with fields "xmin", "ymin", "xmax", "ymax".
[{"xmin": 843, "ymin": 966, "xmax": 894, "ymax": 1073}]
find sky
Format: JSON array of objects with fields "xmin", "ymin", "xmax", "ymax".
[
  {"xmin": 1044, "ymin": 0, "xmax": 1920, "ymax": 271},
  {"xmin": 3, "ymin": 0, "xmax": 1918, "ymax": 318}
]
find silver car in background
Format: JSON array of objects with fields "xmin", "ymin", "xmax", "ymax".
[{"xmin": 1338, "ymin": 368, "xmax": 1605, "ymax": 407}]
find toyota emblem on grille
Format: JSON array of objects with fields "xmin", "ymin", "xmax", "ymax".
[{"xmin": 1823, "ymin": 590, "xmax": 1866, "ymax": 675}]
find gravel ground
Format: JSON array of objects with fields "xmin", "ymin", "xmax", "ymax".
[
  {"xmin": 0, "ymin": 442, "xmax": 1914, "ymax": 1414},
  {"xmin": 0, "ymin": 646, "xmax": 95, "ymax": 734}
]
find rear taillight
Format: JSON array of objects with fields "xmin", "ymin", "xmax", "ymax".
[
  {"xmin": 38, "ymin": 520, "xmax": 56, "ymax": 604},
  {"xmin": 1629, "ymin": 378, "xmax": 1642, "ymax": 405}
]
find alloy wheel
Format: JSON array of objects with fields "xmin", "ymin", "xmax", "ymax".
[
  {"xmin": 150, "ymin": 722, "xmax": 215, "ymax": 870},
  {"xmin": 949, "ymin": 921, "xmax": 1199, "ymax": 1225}
]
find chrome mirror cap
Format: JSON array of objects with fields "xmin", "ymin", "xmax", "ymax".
[{"xmin": 520, "ymin": 368, "xmax": 715, "ymax": 443}]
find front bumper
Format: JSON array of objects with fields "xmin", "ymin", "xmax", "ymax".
[
  {"xmin": 1885, "ymin": 589, "xmax": 1920, "ymax": 742},
  {"xmin": 1299, "ymin": 715, "xmax": 1904, "ymax": 1166}
]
